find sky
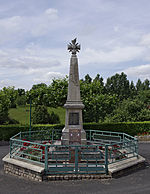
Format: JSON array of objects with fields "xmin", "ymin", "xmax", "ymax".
[{"xmin": 0, "ymin": 0, "xmax": 150, "ymax": 90}]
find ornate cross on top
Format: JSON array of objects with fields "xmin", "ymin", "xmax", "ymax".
[{"xmin": 68, "ymin": 38, "xmax": 80, "ymax": 55}]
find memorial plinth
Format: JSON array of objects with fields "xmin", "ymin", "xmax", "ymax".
[{"xmin": 61, "ymin": 38, "xmax": 87, "ymax": 145}]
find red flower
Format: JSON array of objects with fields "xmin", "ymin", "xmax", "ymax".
[
  {"xmin": 113, "ymin": 149, "xmax": 117, "ymax": 153},
  {"xmin": 113, "ymin": 144, "xmax": 120, "ymax": 148},
  {"xmin": 20, "ymin": 147, "xmax": 26, "ymax": 151},
  {"xmin": 23, "ymin": 142, "xmax": 30, "ymax": 146},
  {"xmin": 23, "ymin": 139, "xmax": 30, "ymax": 146},
  {"xmin": 40, "ymin": 145, "xmax": 45, "ymax": 150}
]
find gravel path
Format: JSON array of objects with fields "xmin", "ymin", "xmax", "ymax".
[{"xmin": 0, "ymin": 143, "xmax": 150, "ymax": 194}]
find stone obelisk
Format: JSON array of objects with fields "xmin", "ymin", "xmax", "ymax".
[{"xmin": 61, "ymin": 38, "xmax": 87, "ymax": 145}]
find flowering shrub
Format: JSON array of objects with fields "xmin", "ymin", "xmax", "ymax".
[
  {"xmin": 112, "ymin": 144, "xmax": 120, "ymax": 148},
  {"xmin": 137, "ymin": 132, "xmax": 150, "ymax": 136},
  {"xmin": 99, "ymin": 146, "xmax": 104, "ymax": 150},
  {"xmin": 22, "ymin": 139, "xmax": 30, "ymax": 146},
  {"xmin": 19, "ymin": 141, "xmax": 50, "ymax": 161}
]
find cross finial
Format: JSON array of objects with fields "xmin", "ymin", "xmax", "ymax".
[{"xmin": 68, "ymin": 38, "xmax": 80, "ymax": 54}]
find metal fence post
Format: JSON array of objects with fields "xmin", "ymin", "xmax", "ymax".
[
  {"xmin": 75, "ymin": 147, "xmax": 78, "ymax": 174},
  {"xmin": 90, "ymin": 130, "xmax": 92, "ymax": 141},
  {"xmin": 52, "ymin": 130, "xmax": 54, "ymax": 144},
  {"xmin": 123, "ymin": 133, "xmax": 125, "ymax": 147},
  {"xmin": 10, "ymin": 140, "xmax": 12, "ymax": 158},
  {"xmin": 45, "ymin": 145, "xmax": 48, "ymax": 172},
  {"xmin": 105, "ymin": 145, "xmax": 109, "ymax": 175}
]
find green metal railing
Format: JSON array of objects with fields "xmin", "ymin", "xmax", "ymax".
[{"xmin": 10, "ymin": 129, "xmax": 138, "ymax": 175}]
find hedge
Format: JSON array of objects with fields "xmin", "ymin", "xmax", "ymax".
[
  {"xmin": 0, "ymin": 122, "xmax": 150, "ymax": 141},
  {"xmin": 84, "ymin": 122, "xmax": 150, "ymax": 136},
  {"xmin": 0, "ymin": 124, "xmax": 64, "ymax": 141}
]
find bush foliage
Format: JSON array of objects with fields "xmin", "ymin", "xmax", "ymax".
[{"xmin": 32, "ymin": 105, "xmax": 60, "ymax": 124}]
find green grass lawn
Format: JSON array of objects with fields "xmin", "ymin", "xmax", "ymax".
[{"xmin": 9, "ymin": 105, "xmax": 65, "ymax": 125}]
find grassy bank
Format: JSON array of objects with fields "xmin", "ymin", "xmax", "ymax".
[{"xmin": 9, "ymin": 106, "xmax": 65, "ymax": 125}]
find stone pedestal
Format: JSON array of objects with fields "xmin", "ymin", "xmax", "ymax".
[
  {"xmin": 61, "ymin": 38, "xmax": 86, "ymax": 145},
  {"xmin": 61, "ymin": 102, "xmax": 87, "ymax": 145}
]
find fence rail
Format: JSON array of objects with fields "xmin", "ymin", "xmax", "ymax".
[{"xmin": 10, "ymin": 129, "xmax": 138, "ymax": 175}]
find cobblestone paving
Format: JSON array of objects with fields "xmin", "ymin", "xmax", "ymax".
[{"xmin": 0, "ymin": 143, "xmax": 150, "ymax": 194}]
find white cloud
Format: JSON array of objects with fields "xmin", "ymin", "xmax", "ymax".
[
  {"xmin": 33, "ymin": 71, "xmax": 64, "ymax": 83},
  {"xmin": 0, "ymin": 44, "xmax": 67, "ymax": 89},
  {"xmin": 81, "ymin": 46, "xmax": 145, "ymax": 65},
  {"xmin": 0, "ymin": 8, "xmax": 59, "ymax": 44},
  {"xmin": 121, "ymin": 64, "xmax": 150, "ymax": 81},
  {"xmin": 45, "ymin": 8, "xmax": 58, "ymax": 18},
  {"xmin": 140, "ymin": 33, "xmax": 150, "ymax": 47},
  {"xmin": 114, "ymin": 26, "xmax": 119, "ymax": 32},
  {"xmin": 0, "ymin": 46, "xmax": 65, "ymax": 70},
  {"xmin": 0, "ymin": 79, "xmax": 13, "ymax": 88},
  {"xmin": 30, "ymin": 8, "xmax": 58, "ymax": 37},
  {"xmin": 0, "ymin": 0, "xmax": 150, "ymax": 89}
]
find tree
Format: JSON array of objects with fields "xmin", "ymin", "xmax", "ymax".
[
  {"xmin": 32, "ymin": 105, "xmax": 60, "ymax": 124},
  {"xmin": 27, "ymin": 83, "xmax": 48, "ymax": 105},
  {"xmin": 16, "ymin": 95, "xmax": 26, "ymax": 106},
  {"xmin": 93, "ymin": 74, "xmax": 104, "ymax": 87},
  {"xmin": 16, "ymin": 88, "xmax": 26, "ymax": 106},
  {"xmin": 105, "ymin": 72, "xmax": 130, "ymax": 100},
  {"xmin": 143, "ymin": 79, "xmax": 150, "ymax": 90},
  {"xmin": 107, "ymin": 98, "xmax": 150, "ymax": 122},
  {"xmin": 84, "ymin": 74, "xmax": 92, "ymax": 84},
  {"xmin": 32, "ymin": 105, "xmax": 50, "ymax": 124},
  {"xmin": 129, "ymin": 81, "xmax": 136, "ymax": 98},
  {"xmin": 17, "ymin": 88, "xmax": 25, "ymax": 96},
  {"xmin": 50, "ymin": 111, "xmax": 60, "ymax": 124},
  {"xmin": 83, "ymin": 94, "xmax": 117, "ymax": 123},
  {"xmin": 0, "ymin": 91, "xmax": 10, "ymax": 124},
  {"xmin": 47, "ymin": 77, "xmax": 68, "ymax": 107},
  {"xmin": 136, "ymin": 79, "xmax": 143, "ymax": 91},
  {"xmin": 2, "ymin": 86, "xmax": 17, "ymax": 108}
]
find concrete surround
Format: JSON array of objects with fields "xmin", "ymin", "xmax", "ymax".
[
  {"xmin": 3, "ymin": 153, "xmax": 145, "ymax": 182},
  {"xmin": 3, "ymin": 154, "xmax": 44, "ymax": 182}
]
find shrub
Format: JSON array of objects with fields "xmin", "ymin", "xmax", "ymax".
[
  {"xmin": 16, "ymin": 96, "xmax": 26, "ymax": 106},
  {"xmin": 32, "ymin": 106, "xmax": 60, "ymax": 124},
  {"xmin": 49, "ymin": 111, "xmax": 60, "ymax": 124},
  {"xmin": 83, "ymin": 122, "xmax": 150, "ymax": 136},
  {"xmin": 32, "ymin": 105, "xmax": 51, "ymax": 124}
]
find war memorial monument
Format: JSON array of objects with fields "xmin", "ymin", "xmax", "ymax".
[
  {"xmin": 3, "ymin": 39, "xmax": 145, "ymax": 181},
  {"xmin": 61, "ymin": 38, "xmax": 86, "ymax": 146}
]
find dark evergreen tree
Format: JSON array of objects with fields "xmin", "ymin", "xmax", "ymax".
[
  {"xmin": 136, "ymin": 79, "xmax": 143, "ymax": 91},
  {"xmin": 105, "ymin": 72, "xmax": 130, "ymax": 100},
  {"xmin": 84, "ymin": 74, "xmax": 92, "ymax": 83},
  {"xmin": 32, "ymin": 105, "xmax": 60, "ymax": 124}
]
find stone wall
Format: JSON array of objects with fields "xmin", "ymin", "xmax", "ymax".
[{"xmin": 3, "ymin": 162, "xmax": 43, "ymax": 182}]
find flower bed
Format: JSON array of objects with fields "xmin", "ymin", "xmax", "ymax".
[{"xmin": 135, "ymin": 132, "xmax": 150, "ymax": 141}]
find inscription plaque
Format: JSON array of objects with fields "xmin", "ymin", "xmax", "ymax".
[{"xmin": 69, "ymin": 113, "xmax": 79, "ymax": 125}]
